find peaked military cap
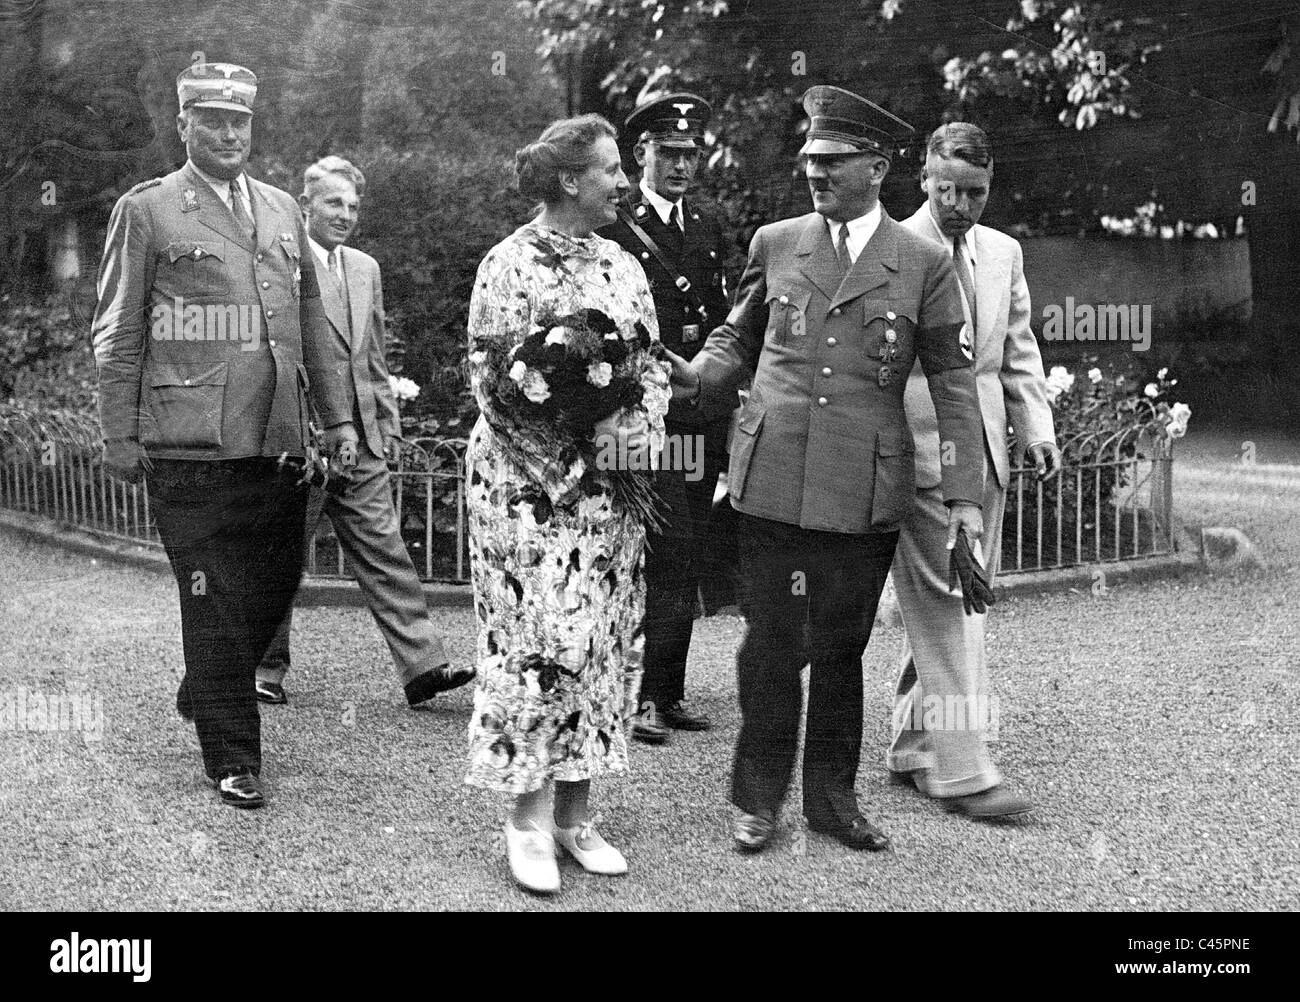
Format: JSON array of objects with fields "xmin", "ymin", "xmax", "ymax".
[
  {"xmin": 177, "ymin": 62, "xmax": 257, "ymax": 115},
  {"xmin": 799, "ymin": 85, "xmax": 914, "ymax": 160},
  {"xmin": 626, "ymin": 92, "xmax": 712, "ymax": 149}
]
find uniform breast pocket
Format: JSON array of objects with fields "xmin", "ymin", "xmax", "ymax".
[
  {"xmin": 139, "ymin": 361, "xmax": 228, "ymax": 450},
  {"xmin": 162, "ymin": 240, "xmax": 226, "ymax": 296},
  {"xmin": 280, "ymin": 241, "xmax": 302, "ymax": 301},
  {"xmin": 863, "ymin": 300, "xmax": 917, "ymax": 384},
  {"xmin": 766, "ymin": 288, "xmax": 812, "ymax": 347}
]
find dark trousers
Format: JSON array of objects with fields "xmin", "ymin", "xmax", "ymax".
[
  {"xmin": 639, "ymin": 416, "xmax": 728, "ymax": 710},
  {"xmin": 731, "ymin": 511, "xmax": 898, "ymax": 826},
  {"xmin": 149, "ymin": 458, "xmax": 307, "ymax": 779}
]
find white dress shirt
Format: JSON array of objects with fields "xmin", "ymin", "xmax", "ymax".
[
  {"xmin": 307, "ymin": 235, "xmax": 340, "ymax": 276},
  {"xmin": 926, "ymin": 203, "xmax": 977, "ymax": 274},
  {"xmin": 188, "ymin": 161, "xmax": 251, "ymax": 213},
  {"xmin": 640, "ymin": 178, "xmax": 684, "ymax": 231},
  {"xmin": 826, "ymin": 202, "xmax": 882, "ymax": 265}
]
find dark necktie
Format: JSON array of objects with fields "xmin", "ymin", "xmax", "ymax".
[
  {"xmin": 835, "ymin": 223, "xmax": 852, "ymax": 275},
  {"xmin": 229, "ymin": 179, "xmax": 256, "ymax": 242},
  {"xmin": 663, "ymin": 203, "xmax": 683, "ymax": 252},
  {"xmin": 953, "ymin": 232, "xmax": 977, "ymax": 334}
]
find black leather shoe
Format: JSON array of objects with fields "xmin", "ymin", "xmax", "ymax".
[
  {"xmin": 405, "ymin": 664, "xmax": 476, "ymax": 706},
  {"xmin": 631, "ymin": 707, "xmax": 670, "ymax": 744},
  {"xmin": 211, "ymin": 769, "xmax": 265, "ymax": 809},
  {"xmin": 806, "ymin": 815, "xmax": 892, "ymax": 852},
  {"xmin": 942, "ymin": 785, "xmax": 1035, "ymax": 819},
  {"xmin": 255, "ymin": 680, "xmax": 288, "ymax": 705},
  {"xmin": 659, "ymin": 700, "xmax": 711, "ymax": 731},
  {"xmin": 733, "ymin": 811, "xmax": 774, "ymax": 852}
]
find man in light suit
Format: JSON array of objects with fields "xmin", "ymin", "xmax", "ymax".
[
  {"xmin": 667, "ymin": 87, "xmax": 988, "ymax": 854},
  {"xmin": 888, "ymin": 122, "xmax": 1059, "ymax": 818},
  {"xmin": 92, "ymin": 63, "xmax": 355, "ymax": 808},
  {"xmin": 254, "ymin": 156, "xmax": 474, "ymax": 708}
]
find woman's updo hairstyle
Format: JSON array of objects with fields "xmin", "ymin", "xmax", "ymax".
[{"xmin": 515, "ymin": 114, "xmax": 618, "ymax": 205}]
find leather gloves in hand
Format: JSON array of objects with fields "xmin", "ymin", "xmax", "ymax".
[{"xmin": 948, "ymin": 528, "xmax": 995, "ymax": 615}]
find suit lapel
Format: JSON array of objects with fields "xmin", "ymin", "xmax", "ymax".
[
  {"xmin": 795, "ymin": 215, "xmax": 843, "ymax": 302},
  {"xmin": 342, "ymin": 247, "xmax": 370, "ymax": 351},
  {"xmin": 829, "ymin": 210, "xmax": 897, "ymax": 311},
  {"xmin": 314, "ymin": 251, "xmax": 349, "ymax": 343},
  {"xmin": 185, "ymin": 164, "xmax": 255, "ymax": 252},
  {"xmin": 971, "ymin": 225, "xmax": 1010, "ymax": 363},
  {"xmin": 915, "ymin": 205, "xmax": 977, "ymax": 338}
]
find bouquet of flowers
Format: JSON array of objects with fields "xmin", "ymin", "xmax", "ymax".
[{"xmin": 471, "ymin": 307, "xmax": 671, "ymax": 526}]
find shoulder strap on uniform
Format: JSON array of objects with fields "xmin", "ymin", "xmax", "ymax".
[
  {"xmin": 124, "ymin": 177, "xmax": 164, "ymax": 197},
  {"xmin": 617, "ymin": 204, "xmax": 707, "ymax": 321}
]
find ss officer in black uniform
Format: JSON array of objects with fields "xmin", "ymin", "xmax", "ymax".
[{"xmin": 599, "ymin": 93, "xmax": 736, "ymax": 744}]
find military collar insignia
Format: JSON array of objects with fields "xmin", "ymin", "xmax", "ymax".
[
  {"xmin": 634, "ymin": 203, "xmax": 648, "ymax": 219},
  {"xmin": 181, "ymin": 187, "xmax": 199, "ymax": 212}
]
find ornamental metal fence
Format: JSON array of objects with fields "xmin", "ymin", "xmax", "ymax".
[
  {"xmin": 998, "ymin": 424, "xmax": 1176, "ymax": 575},
  {"xmin": 0, "ymin": 406, "xmax": 472, "ymax": 584},
  {"xmin": 1, "ymin": 405, "xmax": 1176, "ymax": 584}
]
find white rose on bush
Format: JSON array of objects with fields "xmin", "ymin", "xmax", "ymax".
[
  {"xmin": 389, "ymin": 375, "xmax": 421, "ymax": 402},
  {"xmin": 1045, "ymin": 365, "xmax": 1075, "ymax": 404}
]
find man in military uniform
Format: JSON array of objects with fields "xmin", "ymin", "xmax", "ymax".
[
  {"xmin": 666, "ymin": 86, "xmax": 987, "ymax": 853},
  {"xmin": 599, "ymin": 93, "xmax": 734, "ymax": 744},
  {"xmin": 91, "ymin": 62, "xmax": 354, "ymax": 809}
]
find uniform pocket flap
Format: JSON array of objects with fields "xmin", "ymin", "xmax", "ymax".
[
  {"xmin": 863, "ymin": 300, "xmax": 916, "ymax": 326},
  {"xmin": 150, "ymin": 361, "xmax": 229, "ymax": 389},
  {"xmin": 737, "ymin": 408, "xmax": 765, "ymax": 435},
  {"xmin": 876, "ymin": 428, "xmax": 915, "ymax": 456},
  {"xmin": 766, "ymin": 287, "xmax": 812, "ymax": 312},
  {"xmin": 166, "ymin": 241, "xmax": 224, "ymax": 264}
]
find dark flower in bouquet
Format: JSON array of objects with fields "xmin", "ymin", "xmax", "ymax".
[{"xmin": 471, "ymin": 307, "xmax": 671, "ymax": 525}]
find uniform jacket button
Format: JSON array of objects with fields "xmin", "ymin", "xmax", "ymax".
[
  {"xmin": 269, "ymin": 339, "xmax": 276, "ymax": 347},
  {"xmin": 641, "ymin": 251, "xmax": 650, "ymax": 259},
  {"xmin": 822, "ymin": 367, "xmax": 832, "ymax": 376},
  {"xmin": 817, "ymin": 396, "xmax": 828, "ymax": 406},
  {"xmin": 266, "ymin": 309, "xmax": 274, "ymax": 318},
  {"xmin": 886, "ymin": 310, "xmax": 897, "ymax": 320},
  {"xmin": 831, "ymin": 307, "xmax": 842, "ymax": 316},
  {"xmin": 256, "ymin": 253, "xmax": 264, "ymax": 262},
  {"xmin": 262, "ymin": 281, "xmax": 270, "ymax": 289},
  {"xmin": 183, "ymin": 379, "xmax": 191, "ymax": 386},
  {"xmin": 826, "ymin": 337, "xmax": 837, "ymax": 346},
  {"xmin": 779, "ymin": 295, "xmax": 789, "ymax": 305}
]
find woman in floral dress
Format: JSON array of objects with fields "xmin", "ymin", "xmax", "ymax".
[{"xmin": 464, "ymin": 114, "xmax": 670, "ymax": 893}]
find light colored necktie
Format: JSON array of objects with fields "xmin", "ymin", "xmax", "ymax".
[
  {"xmin": 953, "ymin": 232, "xmax": 977, "ymax": 333},
  {"xmin": 328, "ymin": 249, "xmax": 340, "ymax": 285},
  {"xmin": 229, "ymin": 179, "xmax": 256, "ymax": 241},
  {"xmin": 835, "ymin": 223, "xmax": 852, "ymax": 273}
]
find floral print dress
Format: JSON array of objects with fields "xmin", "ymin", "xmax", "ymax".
[{"xmin": 464, "ymin": 222, "xmax": 669, "ymax": 794}]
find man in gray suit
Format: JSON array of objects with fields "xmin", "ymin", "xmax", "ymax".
[
  {"xmin": 254, "ymin": 156, "xmax": 474, "ymax": 708},
  {"xmin": 667, "ymin": 87, "xmax": 988, "ymax": 854},
  {"xmin": 888, "ymin": 122, "xmax": 1059, "ymax": 817}
]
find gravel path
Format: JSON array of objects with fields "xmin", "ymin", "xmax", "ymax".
[{"xmin": 1, "ymin": 422, "xmax": 1295, "ymax": 911}]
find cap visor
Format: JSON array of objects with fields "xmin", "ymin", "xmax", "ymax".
[
  {"xmin": 800, "ymin": 137, "xmax": 867, "ymax": 156},
  {"xmin": 188, "ymin": 100, "xmax": 253, "ymax": 114}
]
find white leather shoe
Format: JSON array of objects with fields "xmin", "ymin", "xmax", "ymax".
[
  {"xmin": 554, "ymin": 821, "xmax": 628, "ymax": 876},
  {"xmin": 505, "ymin": 819, "xmax": 560, "ymax": 894}
]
